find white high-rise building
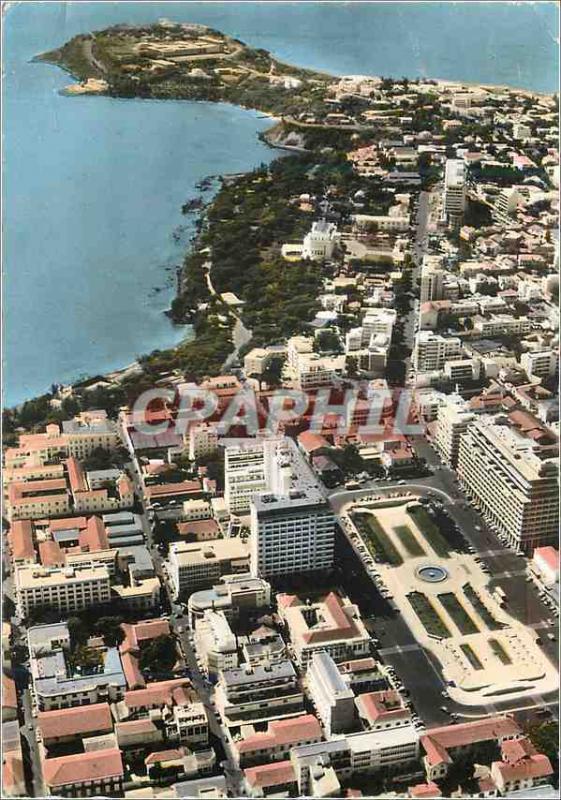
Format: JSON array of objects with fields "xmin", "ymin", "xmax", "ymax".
[
  {"xmin": 458, "ymin": 416, "xmax": 559, "ymax": 553},
  {"xmin": 250, "ymin": 439, "xmax": 335, "ymax": 578},
  {"xmin": 520, "ymin": 350, "xmax": 559, "ymax": 381},
  {"xmin": 307, "ymin": 652, "xmax": 356, "ymax": 737},
  {"xmin": 443, "ymin": 159, "xmax": 467, "ymax": 221},
  {"xmin": 412, "ymin": 331, "xmax": 463, "ymax": 374},
  {"xmin": 224, "ymin": 440, "xmax": 273, "ymax": 515},
  {"xmin": 433, "ymin": 394, "xmax": 475, "ymax": 468},
  {"xmin": 420, "ymin": 255, "xmax": 446, "ymax": 303}
]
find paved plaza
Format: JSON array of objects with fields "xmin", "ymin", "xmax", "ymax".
[{"xmin": 345, "ymin": 496, "xmax": 559, "ymax": 707}]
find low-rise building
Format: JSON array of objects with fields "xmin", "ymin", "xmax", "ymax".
[
  {"xmin": 167, "ymin": 538, "xmax": 250, "ymax": 598},
  {"xmin": 188, "ymin": 573, "xmax": 271, "ymax": 625},
  {"xmin": 277, "ymin": 591, "xmax": 371, "ymax": 668},
  {"xmin": 234, "ymin": 714, "xmax": 323, "ymax": 767},
  {"xmin": 42, "ymin": 748, "xmax": 124, "ymax": 797},
  {"xmin": 15, "ymin": 563, "xmax": 111, "ymax": 618},
  {"xmin": 194, "ymin": 610, "xmax": 238, "ymax": 677},
  {"xmin": 216, "ymin": 660, "xmax": 305, "ymax": 728}
]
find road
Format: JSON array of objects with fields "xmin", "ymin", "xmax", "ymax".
[
  {"xmin": 203, "ymin": 255, "xmax": 252, "ymax": 370},
  {"xmin": 129, "ymin": 454, "xmax": 245, "ymax": 795},
  {"xmin": 328, "ymin": 462, "xmax": 559, "ymax": 728}
]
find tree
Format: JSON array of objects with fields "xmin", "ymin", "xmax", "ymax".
[
  {"xmin": 139, "ymin": 635, "xmax": 177, "ymax": 673},
  {"xmin": 346, "ymin": 355, "xmax": 359, "ymax": 378},
  {"xmin": 314, "ymin": 329, "xmax": 343, "ymax": 354},
  {"xmin": 94, "ymin": 616, "xmax": 125, "ymax": 647},
  {"xmin": 67, "ymin": 616, "xmax": 89, "ymax": 647}
]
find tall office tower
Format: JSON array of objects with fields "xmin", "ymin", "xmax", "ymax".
[{"xmin": 443, "ymin": 159, "xmax": 467, "ymax": 222}]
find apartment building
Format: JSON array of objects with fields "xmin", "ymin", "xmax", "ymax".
[
  {"xmin": 458, "ymin": 416, "xmax": 559, "ymax": 552},
  {"xmin": 521, "ymin": 350, "xmax": 559, "ymax": 381},
  {"xmin": 15, "ymin": 564, "xmax": 111, "ymax": 618},
  {"xmin": 474, "ymin": 314, "xmax": 531, "ymax": 337},
  {"xmin": 193, "ymin": 610, "xmax": 239, "ymax": 677},
  {"xmin": 224, "ymin": 440, "xmax": 270, "ymax": 515},
  {"xmin": 412, "ymin": 332, "xmax": 463, "ymax": 373},
  {"xmin": 306, "ymin": 652, "xmax": 356, "ymax": 736},
  {"xmin": 420, "ymin": 255, "xmax": 446, "ymax": 303},
  {"xmin": 277, "ymin": 591, "xmax": 371, "ymax": 668},
  {"xmin": 443, "ymin": 159, "xmax": 467, "ymax": 221},
  {"xmin": 187, "ymin": 422, "xmax": 219, "ymax": 461},
  {"xmin": 433, "ymin": 394, "xmax": 476, "ymax": 468},
  {"xmin": 216, "ymin": 660, "xmax": 305, "ymax": 728},
  {"xmin": 188, "ymin": 573, "xmax": 271, "ymax": 625},
  {"xmin": 167, "ymin": 539, "xmax": 250, "ymax": 599},
  {"xmin": 493, "ymin": 187, "xmax": 520, "ymax": 225}
]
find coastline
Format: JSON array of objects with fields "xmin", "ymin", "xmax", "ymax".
[{"xmin": 9, "ymin": 23, "xmax": 555, "ymax": 411}]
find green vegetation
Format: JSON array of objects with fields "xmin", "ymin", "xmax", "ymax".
[
  {"xmin": 393, "ymin": 526, "xmax": 425, "ymax": 557},
  {"xmin": 460, "ymin": 643, "xmax": 483, "ymax": 670},
  {"xmin": 525, "ymin": 721, "xmax": 559, "ymax": 775},
  {"xmin": 139, "ymin": 634, "xmax": 178, "ymax": 673},
  {"xmin": 407, "ymin": 591, "xmax": 451, "ymax": 639},
  {"xmin": 353, "ymin": 512, "xmax": 403, "ymax": 566},
  {"xmin": 67, "ymin": 644, "xmax": 104, "ymax": 674},
  {"xmin": 408, "ymin": 505, "xmax": 450, "ymax": 558},
  {"xmin": 438, "ymin": 593, "xmax": 479, "ymax": 635},
  {"xmin": 462, "ymin": 584, "xmax": 504, "ymax": 631},
  {"xmin": 489, "ymin": 638, "xmax": 511, "ymax": 665}
]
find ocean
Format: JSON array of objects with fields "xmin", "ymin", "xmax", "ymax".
[{"xmin": 3, "ymin": 1, "xmax": 558, "ymax": 406}]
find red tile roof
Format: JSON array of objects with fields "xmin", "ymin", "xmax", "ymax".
[
  {"xmin": 145, "ymin": 481, "xmax": 201, "ymax": 499},
  {"xmin": 297, "ymin": 431, "xmax": 330, "ymax": 454},
  {"xmin": 2, "ymin": 674, "xmax": 17, "ymax": 710},
  {"xmin": 49, "ymin": 516, "xmax": 88, "ymax": 532},
  {"xmin": 237, "ymin": 714, "xmax": 322, "ymax": 754},
  {"xmin": 493, "ymin": 753, "xmax": 553, "ymax": 783},
  {"xmin": 177, "ymin": 518, "xmax": 220, "ymax": 538},
  {"xmin": 38, "ymin": 703, "xmax": 112, "ymax": 741},
  {"xmin": 66, "ymin": 457, "xmax": 87, "ymax": 493},
  {"xmin": 421, "ymin": 716, "xmax": 521, "ymax": 766},
  {"xmin": 39, "ymin": 540, "xmax": 65, "ymax": 567},
  {"xmin": 356, "ymin": 690, "xmax": 409, "ymax": 724},
  {"xmin": 9, "ymin": 520, "xmax": 35, "ymax": 561},
  {"xmin": 120, "ymin": 651, "xmax": 145, "ymax": 690},
  {"xmin": 244, "ymin": 760, "xmax": 296, "ymax": 789},
  {"xmin": 409, "ymin": 782, "xmax": 442, "ymax": 798},
  {"xmin": 501, "ymin": 737, "xmax": 537, "ymax": 763},
  {"xmin": 78, "ymin": 515, "xmax": 109, "ymax": 551},
  {"xmin": 2, "ymin": 751, "xmax": 25, "ymax": 796},
  {"xmin": 42, "ymin": 748, "xmax": 123, "ymax": 789},
  {"xmin": 124, "ymin": 679, "xmax": 191, "ymax": 710},
  {"xmin": 120, "ymin": 619, "xmax": 171, "ymax": 655},
  {"xmin": 145, "ymin": 749, "xmax": 183, "ymax": 765},
  {"xmin": 533, "ymin": 546, "xmax": 559, "ymax": 573}
]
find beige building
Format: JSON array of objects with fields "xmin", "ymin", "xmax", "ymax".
[
  {"xmin": 277, "ymin": 591, "xmax": 371, "ymax": 668},
  {"xmin": 433, "ymin": 395, "xmax": 476, "ymax": 468},
  {"xmin": 15, "ymin": 564, "xmax": 111, "ymax": 617},
  {"xmin": 412, "ymin": 332, "xmax": 463, "ymax": 374},
  {"xmin": 458, "ymin": 416, "xmax": 559, "ymax": 552},
  {"xmin": 193, "ymin": 610, "xmax": 239, "ymax": 677},
  {"xmin": 187, "ymin": 423, "xmax": 219, "ymax": 461},
  {"xmin": 167, "ymin": 538, "xmax": 250, "ymax": 598}
]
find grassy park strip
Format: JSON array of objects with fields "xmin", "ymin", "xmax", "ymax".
[
  {"xmin": 407, "ymin": 591, "xmax": 451, "ymax": 639},
  {"xmin": 393, "ymin": 525, "xmax": 425, "ymax": 557},
  {"xmin": 460, "ymin": 643, "xmax": 484, "ymax": 670},
  {"xmin": 462, "ymin": 583, "xmax": 504, "ymax": 630},
  {"xmin": 407, "ymin": 505, "xmax": 450, "ymax": 558},
  {"xmin": 489, "ymin": 638, "xmax": 512, "ymax": 665},
  {"xmin": 353, "ymin": 512, "xmax": 403, "ymax": 566},
  {"xmin": 438, "ymin": 592, "xmax": 480, "ymax": 635}
]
